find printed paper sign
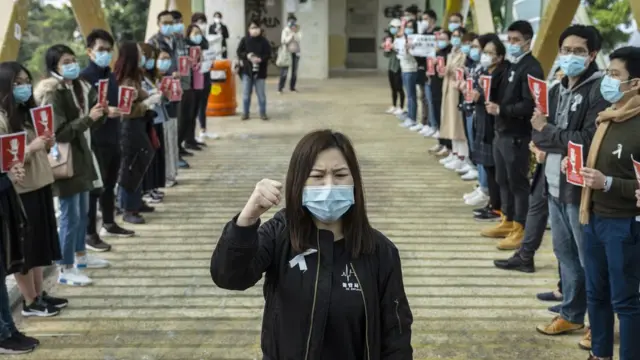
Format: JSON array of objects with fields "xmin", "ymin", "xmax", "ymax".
[
  {"xmin": 407, "ymin": 34, "xmax": 436, "ymax": 58},
  {"xmin": 426, "ymin": 57, "xmax": 436, "ymax": 76},
  {"xmin": 0, "ymin": 132, "xmax": 27, "ymax": 173},
  {"xmin": 169, "ymin": 79, "xmax": 183, "ymax": 102},
  {"xmin": 456, "ymin": 68, "xmax": 465, "ymax": 82},
  {"xmin": 436, "ymin": 56, "xmax": 446, "ymax": 76},
  {"xmin": 632, "ymin": 155, "xmax": 640, "ymax": 185},
  {"xmin": 464, "ymin": 79, "xmax": 474, "ymax": 103},
  {"xmin": 29, "ymin": 105, "xmax": 54, "ymax": 137},
  {"xmin": 178, "ymin": 56, "xmax": 190, "ymax": 76},
  {"xmin": 480, "ymin": 75, "xmax": 492, "ymax": 101},
  {"xmin": 527, "ymin": 75, "xmax": 549, "ymax": 115},
  {"xmin": 117, "ymin": 86, "xmax": 136, "ymax": 115},
  {"xmin": 98, "ymin": 79, "xmax": 109, "ymax": 106},
  {"xmin": 566, "ymin": 141, "xmax": 585, "ymax": 187},
  {"xmin": 190, "ymin": 46, "xmax": 202, "ymax": 62},
  {"xmin": 160, "ymin": 76, "xmax": 173, "ymax": 92}
]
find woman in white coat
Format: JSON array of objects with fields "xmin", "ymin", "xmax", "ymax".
[{"xmin": 277, "ymin": 14, "xmax": 302, "ymax": 93}]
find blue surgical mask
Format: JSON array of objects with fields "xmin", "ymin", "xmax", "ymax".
[
  {"xmin": 559, "ymin": 54, "xmax": 588, "ymax": 78},
  {"xmin": 61, "ymin": 63, "xmax": 80, "ymax": 80},
  {"xmin": 139, "ymin": 56, "xmax": 146, "ymax": 68},
  {"xmin": 13, "ymin": 84, "xmax": 32, "ymax": 103},
  {"xmin": 190, "ymin": 34, "xmax": 203, "ymax": 44},
  {"xmin": 469, "ymin": 48, "xmax": 481, "ymax": 62},
  {"xmin": 404, "ymin": 28, "xmax": 414, "ymax": 35},
  {"xmin": 448, "ymin": 23, "xmax": 460, "ymax": 32},
  {"xmin": 93, "ymin": 51, "xmax": 113, "ymax": 68},
  {"xmin": 451, "ymin": 37, "xmax": 462, "ymax": 47},
  {"xmin": 389, "ymin": 27, "xmax": 398, "ymax": 35},
  {"xmin": 600, "ymin": 75, "xmax": 629, "ymax": 104},
  {"xmin": 288, "ymin": 21, "xmax": 296, "ymax": 28},
  {"xmin": 145, "ymin": 58, "xmax": 156, "ymax": 70},
  {"xmin": 161, "ymin": 24, "xmax": 172, "ymax": 36},
  {"xmin": 172, "ymin": 23, "xmax": 184, "ymax": 34},
  {"xmin": 437, "ymin": 40, "xmax": 449, "ymax": 49},
  {"xmin": 302, "ymin": 185, "xmax": 355, "ymax": 223},
  {"xmin": 157, "ymin": 59, "xmax": 172, "ymax": 73},
  {"xmin": 461, "ymin": 44, "xmax": 471, "ymax": 54},
  {"xmin": 507, "ymin": 43, "xmax": 523, "ymax": 57}
]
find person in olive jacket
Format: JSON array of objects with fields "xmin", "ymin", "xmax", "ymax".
[
  {"xmin": 35, "ymin": 44, "xmax": 112, "ymax": 287},
  {"xmin": 210, "ymin": 130, "xmax": 413, "ymax": 360}
]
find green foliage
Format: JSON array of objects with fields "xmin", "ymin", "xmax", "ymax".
[
  {"xmin": 102, "ymin": 0, "xmax": 149, "ymax": 42},
  {"xmin": 586, "ymin": 0, "xmax": 631, "ymax": 51}
]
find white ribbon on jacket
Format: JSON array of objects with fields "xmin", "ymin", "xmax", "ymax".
[{"xmin": 289, "ymin": 249, "xmax": 318, "ymax": 272}]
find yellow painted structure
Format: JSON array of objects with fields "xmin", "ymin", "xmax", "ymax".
[
  {"xmin": 532, "ymin": 0, "xmax": 581, "ymax": 76},
  {"xmin": 443, "ymin": 0, "xmax": 462, "ymax": 29},
  {"xmin": 0, "ymin": 0, "xmax": 29, "ymax": 62},
  {"xmin": 631, "ymin": 0, "xmax": 640, "ymax": 26},
  {"xmin": 472, "ymin": 0, "xmax": 495, "ymax": 34},
  {"xmin": 170, "ymin": 0, "xmax": 193, "ymax": 28}
]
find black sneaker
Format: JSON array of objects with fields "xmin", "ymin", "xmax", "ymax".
[
  {"xmin": 493, "ymin": 253, "xmax": 535, "ymax": 273},
  {"xmin": 11, "ymin": 331, "xmax": 39, "ymax": 347},
  {"xmin": 184, "ymin": 143, "xmax": 202, "ymax": 151},
  {"xmin": 139, "ymin": 203, "xmax": 155, "ymax": 213},
  {"xmin": 100, "ymin": 223, "xmax": 135, "ymax": 238},
  {"xmin": 474, "ymin": 209, "xmax": 501, "ymax": 222},
  {"xmin": 241, "ymin": 114, "xmax": 249, "ymax": 120},
  {"xmin": 0, "ymin": 335, "xmax": 36, "ymax": 354},
  {"xmin": 21, "ymin": 297, "xmax": 59, "ymax": 317},
  {"xmin": 179, "ymin": 149, "xmax": 194, "ymax": 157},
  {"xmin": 123, "ymin": 213, "xmax": 145, "ymax": 224},
  {"xmin": 115, "ymin": 207, "xmax": 123, "ymax": 216},
  {"xmin": 151, "ymin": 189, "xmax": 165, "ymax": 198},
  {"xmin": 473, "ymin": 205, "xmax": 490, "ymax": 216},
  {"xmin": 85, "ymin": 234, "xmax": 111, "ymax": 252},
  {"xmin": 260, "ymin": 114, "xmax": 270, "ymax": 121},
  {"xmin": 41, "ymin": 291, "xmax": 68, "ymax": 309}
]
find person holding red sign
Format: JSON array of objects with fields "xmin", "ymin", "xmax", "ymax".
[
  {"xmin": 576, "ymin": 46, "xmax": 640, "ymax": 360},
  {"xmin": 0, "ymin": 61, "xmax": 71, "ymax": 317},
  {"xmin": 184, "ymin": 24, "xmax": 211, "ymax": 148},
  {"xmin": 382, "ymin": 19, "xmax": 405, "ymax": 116},
  {"xmin": 36, "ymin": 44, "xmax": 111, "ymax": 286},
  {"xmin": 426, "ymin": 31, "xmax": 452, "ymax": 155}
]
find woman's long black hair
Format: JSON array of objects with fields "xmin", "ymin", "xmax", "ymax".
[
  {"xmin": 0, "ymin": 61, "xmax": 37, "ymax": 132},
  {"xmin": 113, "ymin": 41, "xmax": 143, "ymax": 85},
  {"xmin": 45, "ymin": 44, "xmax": 86, "ymax": 112}
]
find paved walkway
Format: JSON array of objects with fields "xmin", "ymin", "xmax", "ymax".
[{"xmin": 14, "ymin": 76, "xmax": 589, "ymax": 359}]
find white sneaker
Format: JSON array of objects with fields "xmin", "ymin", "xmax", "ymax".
[
  {"xmin": 58, "ymin": 268, "xmax": 93, "ymax": 286},
  {"xmin": 205, "ymin": 132, "xmax": 220, "ymax": 139},
  {"xmin": 445, "ymin": 158, "xmax": 464, "ymax": 171},
  {"xmin": 386, "ymin": 106, "xmax": 397, "ymax": 114},
  {"xmin": 439, "ymin": 154, "xmax": 456, "ymax": 164},
  {"xmin": 456, "ymin": 162, "xmax": 475, "ymax": 174},
  {"xmin": 75, "ymin": 254, "xmax": 110, "ymax": 269},
  {"xmin": 465, "ymin": 190, "xmax": 490, "ymax": 206},
  {"xmin": 422, "ymin": 127, "xmax": 436, "ymax": 137},
  {"xmin": 463, "ymin": 188, "xmax": 480, "ymax": 200},
  {"xmin": 393, "ymin": 108, "xmax": 404, "ymax": 116},
  {"xmin": 435, "ymin": 147, "xmax": 449, "ymax": 156},
  {"xmin": 461, "ymin": 169, "xmax": 479, "ymax": 181},
  {"xmin": 428, "ymin": 144, "xmax": 443, "ymax": 153},
  {"xmin": 400, "ymin": 119, "xmax": 416, "ymax": 128},
  {"xmin": 409, "ymin": 123, "xmax": 424, "ymax": 131},
  {"xmin": 197, "ymin": 132, "xmax": 206, "ymax": 143},
  {"xmin": 431, "ymin": 130, "xmax": 440, "ymax": 138}
]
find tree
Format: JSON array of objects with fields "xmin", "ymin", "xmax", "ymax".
[
  {"xmin": 102, "ymin": 0, "xmax": 149, "ymax": 42},
  {"xmin": 586, "ymin": 0, "xmax": 631, "ymax": 51}
]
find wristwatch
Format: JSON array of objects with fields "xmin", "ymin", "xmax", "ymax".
[{"xmin": 603, "ymin": 176, "xmax": 611, "ymax": 192}]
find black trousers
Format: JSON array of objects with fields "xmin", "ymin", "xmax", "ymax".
[
  {"xmin": 87, "ymin": 145, "xmax": 120, "ymax": 234},
  {"xmin": 484, "ymin": 165, "xmax": 501, "ymax": 211},
  {"xmin": 178, "ymin": 89, "xmax": 197, "ymax": 147},
  {"xmin": 387, "ymin": 70, "xmax": 404, "ymax": 108},
  {"xmin": 518, "ymin": 168, "xmax": 549, "ymax": 261},
  {"xmin": 493, "ymin": 134, "xmax": 531, "ymax": 224}
]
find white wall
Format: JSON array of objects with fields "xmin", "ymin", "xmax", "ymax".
[
  {"xmin": 376, "ymin": 0, "xmax": 416, "ymax": 71},
  {"xmin": 285, "ymin": 0, "xmax": 330, "ymax": 79},
  {"xmin": 204, "ymin": 0, "xmax": 245, "ymax": 61}
]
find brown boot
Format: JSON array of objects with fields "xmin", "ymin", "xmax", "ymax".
[
  {"xmin": 579, "ymin": 327, "xmax": 592, "ymax": 351},
  {"xmin": 536, "ymin": 316, "xmax": 584, "ymax": 335},
  {"xmin": 497, "ymin": 222, "xmax": 525, "ymax": 250},
  {"xmin": 480, "ymin": 217, "xmax": 514, "ymax": 238}
]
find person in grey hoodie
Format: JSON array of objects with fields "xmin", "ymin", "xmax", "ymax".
[{"xmin": 530, "ymin": 25, "xmax": 610, "ymax": 339}]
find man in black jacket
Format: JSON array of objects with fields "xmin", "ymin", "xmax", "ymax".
[
  {"xmin": 481, "ymin": 20, "xmax": 543, "ymax": 249},
  {"xmin": 531, "ymin": 25, "xmax": 609, "ymax": 337},
  {"xmin": 81, "ymin": 29, "xmax": 135, "ymax": 252}
]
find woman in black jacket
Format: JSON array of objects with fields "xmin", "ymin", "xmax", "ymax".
[
  {"xmin": 427, "ymin": 30, "xmax": 452, "ymax": 155},
  {"xmin": 236, "ymin": 19, "xmax": 271, "ymax": 121},
  {"xmin": 210, "ymin": 130, "xmax": 413, "ymax": 360}
]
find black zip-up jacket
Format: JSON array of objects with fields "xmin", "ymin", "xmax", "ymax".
[
  {"xmin": 532, "ymin": 62, "xmax": 610, "ymax": 204},
  {"xmin": 80, "ymin": 61, "xmax": 120, "ymax": 147},
  {"xmin": 210, "ymin": 210, "xmax": 413, "ymax": 360},
  {"xmin": 474, "ymin": 60, "xmax": 510, "ymax": 144},
  {"xmin": 495, "ymin": 52, "xmax": 544, "ymax": 137}
]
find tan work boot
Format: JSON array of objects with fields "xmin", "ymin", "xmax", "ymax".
[
  {"xmin": 536, "ymin": 316, "xmax": 584, "ymax": 335},
  {"xmin": 480, "ymin": 217, "xmax": 514, "ymax": 238},
  {"xmin": 497, "ymin": 222, "xmax": 525, "ymax": 250},
  {"xmin": 579, "ymin": 327, "xmax": 592, "ymax": 351}
]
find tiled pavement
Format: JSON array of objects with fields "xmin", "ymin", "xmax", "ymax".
[{"xmin": 12, "ymin": 76, "xmax": 591, "ymax": 359}]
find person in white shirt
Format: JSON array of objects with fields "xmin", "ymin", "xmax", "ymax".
[{"xmin": 277, "ymin": 14, "xmax": 302, "ymax": 93}]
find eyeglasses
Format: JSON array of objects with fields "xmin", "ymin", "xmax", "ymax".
[{"xmin": 559, "ymin": 47, "xmax": 589, "ymax": 56}]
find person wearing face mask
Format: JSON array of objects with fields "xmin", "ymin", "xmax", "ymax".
[
  {"xmin": 522, "ymin": 25, "xmax": 610, "ymax": 340},
  {"xmin": 397, "ymin": 19, "xmax": 419, "ymax": 130},
  {"xmin": 80, "ymin": 29, "xmax": 135, "ymax": 251},
  {"xmin": 418, "ymin": 9, "xmax": 442, "ymax": 138},
  {"xmin": 184, "ymin": 24, "xmax": 211, "ymax": 147},
  {"xmin": 35, "ymin": 44, "xmax": 111, "ymax": 286},
  {"xmin": 383, "ymin": 19, "xmax": 405, "ymax": 116},
  {"xmin": 208, "ymin": 12, "xmax": 229, "ymax": 59},
  {"xmin": 277, "ymin": 14, "xmax": 302, "ymax": 94},
  {"xmin": 456, "ymin": 32, "xmax": 480, "ymax": 184},
  {"xmin": 481, "ymin": 20, "xmax": 543, "ymax": 246},
  {"xmin": 426, "ymin": 31, "xmax": 453, "ymax": 154},
  {"xmin": 401, "ymin": 6, "xmax": 430, "ymax": 133},
  {"xmin": 237, "ymin": 19, "xmax": 272, "ymax": 120},
  {"xmin": 155, "ymin": 49, "xmax": 181, "ymax": 187},
  {"xmin": 569, "ymin": 46, "xmax": 640, "ymax": 360},
  {"xmin": 447, "ymin": 12, "xmax": 463, "ymax": 33},
  {"xmin": 210, "ymin": 129, "xmax": 413, "ymax": 359}
]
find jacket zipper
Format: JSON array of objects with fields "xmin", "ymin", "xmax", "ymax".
[
  {"xmin": 304, "ymin": 230, "xmax": 321, "ymax": 360},
  {"xmin": 350, "ymin": 263, "xmax": 371, "ymax": 360},
  {"xmin": 394, "ymin": 299, "xmax": 402, "ymax": 334}
]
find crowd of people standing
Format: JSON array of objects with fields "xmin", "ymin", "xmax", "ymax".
[{"xmin": 383, "ymin": 6, "xmax": 640, "ymax": 360}]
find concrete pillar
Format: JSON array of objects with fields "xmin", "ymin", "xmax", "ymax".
[
  {"xmin": 145, "ymin": 0, "xmax": 168, "ymax": 41},
  {"xmin": 532, "ymin": 0, "xmax": 580, "ymax": 77},
  {"xmin": 429, "ymin": 0, "xmax": 446, "ymax": 24},
  {"xmin": 473, "ymin": 0, "xmax": 495, "ymax": 34},
  {"xmin": 329, "ymin": 0, "xmax": 347, "ymax": 70},
  {"xmin": 294, "ymin": 0, "xmax": 330, "ymax": 79},
  {"xmin": 0, "ymin": 0, "xmax": 28, "ymax": 62},
  {"xmin": 204, "ymin": 0, "xmax": 246, "ymax": 61}
]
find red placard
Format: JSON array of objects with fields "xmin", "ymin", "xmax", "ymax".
[
  {"xmin": 160, "ymin": 76, "xmax": 173, "ymax": 92},
  {"xmin": 426, "ymin": 57, "xmax": 436, "ymax": 76},
  {"xmin": 117, "ymin": 86, "xmax": 136, "ymax": 115},
  {"xmin": 566, "ymin": 141, "xmax": 585, "ymax": 187},
  {"xmin": 464, "ymin": 79, "xmax": 474, "ymax": 103},
  {"xmin": 178, "ymin": 56, "xmax": 190, "ymax": 76},
  {"xmin": 383, "ymin": 38, "xmax": 393, "ymax": 51},
  {"xmin": 190, "ymin": 46, "xmax": 201, "ymax": 62},
  {"xmin": 455, "ymin": 68, "xmax": 465, "ymax": 82},
  {"xmin": 97, "ymin": 79, "xmax": 109, "ymax": 106},
  {"xmin": 0, "ymin": 132, "xmax": 27, "ymax": 173},
  {"xmin": 527, "ymin": 75, "xmax": 549, "ymax": 116},
  {"xmin": 436, "ymin": 56, "xmax": 445, "ymax": 76},
  {"xmin": 169, "ymin": 79, "xmax": 183, "ymax": 102},
  {"xmin": 29, "ymin": 105, "xmax": 54, "ymax": 137},
  {"xmin": 480, "ymin": 75, "xmax": 492, "ymax": 101},
  {"xmin": 632, "ymin": 155, "xmax": 640, "ymax": 185}
]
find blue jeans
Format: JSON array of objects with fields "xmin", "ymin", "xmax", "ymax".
[
  {"xmin": 0, "ymin": 262, "xmax": 16, "ymax": 341},
  {"xmin": 242, "ymin": 74, "xmax": 266, "ymax": 116},
  {"xmin": 465, "ymin": 114, "xmax": 474, "ymax": 153},
  {"xmin": 58, "ymin": 191, "xmax": 89, "ymax": 266},
  {"xmin": 549, "ymin": 196, "xmax": 586, "ymax": 324},
  {"xmin": 477, "ymin": 165, "xmax": 488, "ymax": 189},
  {"xmin": 118, "ymin": 186, "xmax": 142, "ymax": 212},
  {"xmin": 424, "ymin": 83, "xmax": 437, "ymax": 129},
  {"xmin": 583, "ymin": 214, "xmax": 640, "ymax": 360},
  {"xmin": 401, "ymin": 72, "xmax": 417, "ymax": 122},
  {"xmin": 278, "ymin": 53, "xmax": 299, "ymax": 91}
]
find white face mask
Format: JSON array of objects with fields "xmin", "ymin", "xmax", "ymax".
[
  {"xmin": 480, "ymin": 53, "xmax": 494, "ymax": 69},
  {"xmin": 214, "ymin": 17, "xmax": 221, "ymax": 24},
  {"xmin": 417, "ymin": 20, "xmax": 428, "ymax": 34}
]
